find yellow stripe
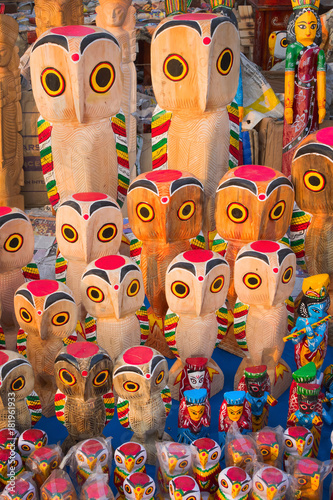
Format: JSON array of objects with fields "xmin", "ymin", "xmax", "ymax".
[
  {"xmin": 112, "ymin": 116, "xmax": 125, "ymax": 128},
  {"xmin": 38, "ymin": 121, "xmax": 49, "ymax": 134},
  {"xmin": 41, "ymin": 153, "xmax": 52, "ymax": 165},
  {"xmin": 227, "ymin": 105, "xmax": 239, "ymax": 117},
  {"xmin": 116, "ymin": 149, "xmax": 129, "ymax": 160},
  {"xmin": 152, "ymin": 144, "xmax": 167, "ymax": 160},
  {"xmin": 152, "ymin": 112, "xmax": 172, "ymax": 128},
  {"xmin": 119, "ymin": 179, "xmax": 129, "ymax": 189},
  {"xmin": 48, "ymin": 186, "xmax": 58, "ymax": 196},
  {"xmin": 230, "ymin": 136, "xmax": 239, "ymax": 149}
]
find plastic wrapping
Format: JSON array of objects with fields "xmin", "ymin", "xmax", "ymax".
[
  {"xmin": 0, "ymin": 448, "xmax": 24, "ymax": 489},
  {"xmin": 79, "ymin": 473, "xmax": 114, "ymax": 500},
  {"xmin": 330, "ymin": 471, "xmax": 333, "ymax": 500},
  {"xmin": 114, "ymin": 442, "xmax": 147, "ymax": 498},
  {"xmin": 216, "ymin": 466, "xmax": 252, "ymax": 499},
  {"xmin": 285, "ymin": 455, "xmax": 332, "ymax": 500},
  {"xmin": 225, "ymin": 426, "xmax": 258, "ymax": 475},
  {"xmin": 40, "ymin": 469, "xmax": 77, "ymax": 499},
  {"xmin": 169, "ymin": 476, "xmax": 201, "ymax": 500},
  {"xmin": 18, "ymin": 428, "xmax": 48, "ymax": 462},
  {"xmin": 190, "ymin": 438, "xmax": 221, "ymax": 498},
  {"xmin": 255, "ymin": 426, "xmax": 284, "ymax": 469},
  {"xmin": 25, "ymin": 443, "xmax": 63, "ymax": 489},
  {"xmin": 0, "ymin": 429, "xmax": 19, "ymax": 450},
  {"xmin": 283, "ymin": 426, "xmax": 314, "ymax": 467},
  {"xmin": 123, "ymin": 472, "xmax": 155, "ymax": 500},
  {"xmin": 251, "ymin": 464, "xmax": 291, "ymax": 499},
  {"xmin": 0, "ymin": 471, "xmax": 37, "ymax": 499},
  {"xmin": 156, "ymin": 441, "xmax": 192, "ymax": 496}
]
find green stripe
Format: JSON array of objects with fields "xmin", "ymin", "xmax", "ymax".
[
  {"xmin": 230, "ymin": 129, "xmax": 239, "ymax": 140},
  {"xmin": 152, "ymin": 137, "xmax": 167, "ymax": 152},
  {"xmin": 116, "ymin": 143, "xmax": 128, "ymax": 154},
  {"xmin": 234, "ymin": 320, "xmax": 246, "ymax": 328},
  {"xmin": 152, "ymin": 110, "xmax": 166, "ymax": 122},
  {"xmin": 40, "ymin": 145, "xmax": 52, "ymax": 158},
  {"xmin": 118, "ymin": 174, "xmax": 130, "ymax": 186}
]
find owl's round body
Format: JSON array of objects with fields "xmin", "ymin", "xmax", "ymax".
[
  {"xmin": 191, "ymin": 437, "xmax": 221, "ymax": 497},
  {"xmin": 25, "ymin": 444, "xmax": 63, "ymax": 489},
  {"xmin": 18, "ymin": 429, "xmax": 48, "ymax": 462},
  {"xmin": 169, "ymin": 475, "xmax": 201, "ymax": 500},
  {"xmin": 252, "ymin": 466, "xmax": 289, "ymax": 500},
  {"xmin": 81, "ymin": 254, "xmax": 145, "ymax": 363},
  {"xmin": 0, "ymin": 472, "xmax": 38, "ymax": 499},
  {"xmin": 217, "ymin": 466, "xmax": 252, "ymax": 500},
  {"xmin": 114, "ymin": 442, "xmax": 147, "ymax": 497}
]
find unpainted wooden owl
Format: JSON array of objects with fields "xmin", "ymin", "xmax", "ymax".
[
  {"xmin": 56, "ymin": 192, "xmax": 123, "ymax": 325},
  {"xmin": 123, "ymin": 472, "xmax": 155, "ymax": 500},
  {"xmin": 18, "ymin": 429, "xmax": 48, "ymax": 462},
  {"xmin": 252, "ymin": 466, "xmax": 289, "ymax": 500},
  {"xmin": 0, "ymin": 428, "xmax": 19, "ymax": 449},
  {"xmin": 217, "ymin": 466, "xmax": 252, "ymax": 500},
  {"xmin": 25, "ymin": 444, "xmax": 63, "ymax": 489},
  {"xmin": 0, "ymin": 473, "xmax": 37, "ymax": 500},
  {"xmin": 169, "ymin": 475, "xmax": 201, "ymax": 500},
  {"xmin": 81, "ymin": 254, "xmax": 145, "ymax": 362},
  {"xmin": 114, "ymin": 442, "xmax": 147, "ymax": 497},
  {"xmin": 283, "ymin": 426, "xmax": 314, "ymax": 459},
  {"xmin": 75, "ymin": 437, "xmax": 110, "ymax": 486},
  {"xmin": 14, "ymin": 279, "xmax": 78, "ymax": 417},
  {"xmin": 40, "ymin": 470, "xmax": 76, "ymax": 500}
]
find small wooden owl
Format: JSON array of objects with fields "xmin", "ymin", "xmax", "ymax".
[
  {"xmin": 290, "ymin": 457, "xmax": 331, "ymax": 500},
  {"xmin": 225, "ymin": 436, "xmax": 257, "ymax": 472},
  {"xmin": 81, "ymin": 254, "xmax": 147, "ymax": 362},
  {"xmin": 40, "ymin": 470, "xmax": 77, "ymax": 500},
  {"xmin": 283, "ymin": 426, "xmax": 314, "ymax": 464},
  {"xmin": 252, "ymin": 466, "xmax": 289, "ymax": 500},
  {"xmin": 256, "ymin": 428, "xmax": 281, "ymax": 468},
  {"xmin": 165, "ymin": 249, "xmax": 230, "ymax": 397},
  {"xmin": 26, "ymin": 444, "xmax": 63, "ymax": 490},
  {"xmin": 156, "ymin": 441, "xmax": 192, "ymax": 495},
  {"xmin": 123, "ymin": 472, "xmax": 155, "ymax": 500},
  {"xmin": 169, "ymin": 476, "xmax": 201, "ymax": 500},
  {"xmin": 216, "ymin": 466, "xmax": 252, "ymax": 500},
  {"xmin": 14, "ymin": 279, "xmax": 78, "ymax": 417},
  {"xmin": 18, "ymin": 429, "xmax": 48, "ymax": 462},
  {"xmin": 114, "ymin": 442, "xmax": 147, "ymax": 498},
  {"xmin": 56, "ymin": 192, "xmax": 123, "ymax": 329},
  {"xmin": 0, "ymin": 350, "xmax": 41, "ymax": 433},
  {"xmin": 191, "ymin": 437, "xmax": 221, "ymax": 498},
  {"xmin": 113, "ymin": 346, "xmax": 171, "ymax": 464},
  {"xmin": 0, "ymin": 448, "xmax": 24, "ymax": 489},
  {"xmin": 0, "ymin": 428, "xmax": 19, "ymax": 449},
  {"xmin": 74, "ymin": 437, "xmax": 111, "ymax": 486},
  {"xmin": 0, "ymin": 472, "xmax": 37, "ymax": 499},
  {"xmin": 54, "ymin": 342, "xmax": 114, "ymax": 452}
]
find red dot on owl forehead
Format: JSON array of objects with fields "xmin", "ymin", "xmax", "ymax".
[
  {"xmin": 261, "ymin": 467, "xmax": 283, "ymax": 484},
  {"xmin": 226, "ymin": 466, "xmax": 247, "ymax": 482},
  {"xmin": 46, "ymin": 478, "xmax": 70, "ymax": 494},
  {"xmin": 183, "ymin": 250, "xmax": 213, "ymax": 262},
  {"xmin": 0, "ymin": 351, "xmax": 9, "ymax": 365},
  {"xmin": 146, "ymin": 170, "xmax": 182, "ymax": 182},
  {"xmin": 317, "ymin": 127, "xmax": 333, "ymax": 146},
  {"xmin": 236, "ymin": 165, "xmax": 276, "ymax": 181},
  {"xmin": 27, "ymin": 280, "xmax": 59, "ymax": 297},
  {"xmin": 193, "ymin": 437, "xmax": 215, "ymax": 450},
  {"xmin": 21, "ymin": 429, "xmax": 45, "ymax": 441},
  {"xmin": 250, "ymin": 241, "xmax": 280, "ymax": 253},
  {"xmin": 123, "ymin": 346, "xmax": 154, "ymax": 365},
  {"xmin": 86, "ymin": 483, "xmax": 109, "ymax": 497},
  {"xmin": 95, "ymin": 255, "xmax": 126, "ymax": 270},
  {"xmin": 0, "ymin": 207, "xmax": 12, "ymax": 216},
  {"xmin": 173, "ymin": 13, "xmax": 216, "ymax": 20},
  {"xmin": 72, "ymin": 192, "xmax": 108, "ymax": 202},
  {"xmin": 50, "ymin": 26, "xmax": 95, "ymax": 36},
  {"xmin": 120, "ymin": 442, "xmax": 141, "ymax": 455},
  {"xmin": 173, "ymin": 476, "xmax": 196, "ymax": 489},
  {"xmin": 67, "ymin": 342, "xmax": 99, "ymax": 358}
]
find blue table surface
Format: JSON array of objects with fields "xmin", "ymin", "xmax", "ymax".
[{"xmin": 37, "ymin": 341, "xmax": 333, "ymax": 497}]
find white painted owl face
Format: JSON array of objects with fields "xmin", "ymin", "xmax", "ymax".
[
  {"xmin": 0, "ymin": 207, "xmax": 34, "ymax": 273},
  {"xmin": 123, "ymin": 472, "xmax": 155, "ymax": 500},
  {"xmin": 18, "ymin": 429, "xmax": 48, "ymax": 460},
  {"xmin": 157, "ymin": 442, "xmax": 191, "ymax": 475},
  {"xmin": 0, "ymin": 429, "xmax": 20, "ymax": 450},
  {"xmin": 0, "ymin": 448, "xmax": 23, "ymax": 479},
  {"xmin": 75, "ymin": 438, "xmax": 109, "ymax": 472},
  {"xmin": 169, "ymin": 475, "xmax": 201, "ymax": 500},
  {"xmin": 218, "ymin": 466, "xmax": 252, "ymax": 500},
  {"xmin": 269, "ymin": 31, "xmax": 287, "ymax": 60},
  {"xmin": 191, "ymin": 438, "xmax": 221, "ymax": 470},
  {"xmin": 284, "ymin": 427, "xmax": 314, "ymax": 457},
  {"xmin": 114, "ymin": 442, "xmax": 147, "ymax": 473},
  {"xmin": 252, "ymin": 466, "xmax": 289, "ymax": 499}
]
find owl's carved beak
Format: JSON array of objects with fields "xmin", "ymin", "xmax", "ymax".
[
  {"xmin": 297, "ymin": 439, "xmax": 305, "ymax": 456},
  {"xmin": 272, "ymin": 444, "xmax": 279, "ymax": 459},
  {"xmin": 125, "ymin": 457, "xmax": 135, "ymax": 472},
  {"xmin": 69, "ymin": 64, "xmax": 85, "ymax": 123},
  {"xmin": 199, "ymin": 451, "xmax": 208, "ymax": 469},
  {"xmin": 112, "ymin": 293, "xmax": 122, "ymax": 320},
  {"xmin": 231, "ymin": 483, "xmax": 241, "ymax": 498},
  {"xmin": 87, "ymin": 457, "xmax": 97, "ymax": 470},
  {"xmin": 134, "ymin": 486, "xmax": 144, "ymax": 500},
  {"xmin": 267, "ymin": 486, "xmax": 278, "ymax": 500},
  {"xmin": 168, "ymin": 457, "xmax": 177, "ymax": 473}
]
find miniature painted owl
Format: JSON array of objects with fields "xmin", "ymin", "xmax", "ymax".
[
  {"xmin": 256, "ymin": 429, "xmax": 281, "ymax": 467},
  {"xmin": 268, "ymin": 31, "xmax": 287, "ymax": 64},
  {"xmin": 81, "ymin": 254, "xmax": 146, "ymax": 362},
  {"xmin": 0, "ymin": 429, "xmax": 19, "ymax": 449},
  {"xmin": 56, "ymin": 192, "xmax": 123, "ymax": 326},
  {"xmin": 283, "ymin": 426, "xmax": 314, "ymax": 461},
  {"xmin": 79, "ymin": 477, "xmax": 114, "ymax": 500},
  {"xmin": 0, "ymin": 473, "xmax": 37, "ymax": 499},
  {"xmin": 40, "ymin": 470, "xmax": 76, "ymax": 500},
  {"xmin": 169, "ymin": 476, "xmax": 201, "ymax": 500},
  {"xmin": 0, "ymin": 448, "xmax": 24, "ymax": 488},
  {"xmin": 54, "ymin": 342, "xmax": 114, "ymax": 451},
  {"xmin": 217, "ymin": 466, "xmax": 252, "ymax": 500},
  {"xmin": 191, "ymin": 437, "xmax": 221, "ymax": 497},
  {"xmin": 114, "ymin": 442, "xmax": 147, "ymax": 497},
  {"xmin": 156, "ymin": 441, "xmax": 192, "ymax": 494},
  {"xmin": 18, "ymin": 429, "xmax": 48, "ymax": 462},
  {"xmin": 75, "ymin": 438, "xmax": 110, "ymax": 486},
  {"xmin": 123, "ymin": 473, "xmax": 155, "ymax": 500},
  {"xmin": 225, "ymin": 436, "xmax": 257, "ymax": 471},
  {"xmin": 252, "ymin": 466, "xmax": 289, "ymax": 500},
  {"xmin": 292, "ymin": 457, "xmax": 328, "ymax": 500},
  {"xmin": 0, "ymin": 350, "xmax": 41, "ymax": 433},
  {"xmin": 25, "ymin": 444, "xmax": 63, "ymax": 489},
  {"xmin": 14, "ymin": 279, "xmax": 78, "ymax": 417}
]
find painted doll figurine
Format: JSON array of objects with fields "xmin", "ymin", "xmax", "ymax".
[
  {"xmin": 288, "ymin": 457, "xmax": 331, "ymax": 500},
  {"xmin": 40, "ymin": 470, "xmax": 77, "ymax": 500},
  {"xmin": 283, "ymin": 426, "xmax": 314, "ymax": 464},
  {"xmin": 156, "ymin": 441, "xmax": 192, "ymax": 495},
  {"xmin": 14, "ymin": 279, "xmax": 78, "ymax": 417},
  {"xmin": 218, "ymin": 391, "xmax": 252, "ymax": 453},
  {"xmin": 251, "ymin": 466, "xmax": 290, "ymax": 500},
  {"xmin": 54, "ymin": 342, "xmax": 114, "ymax": 452},
  {"xmin": 114, "ymin": 442, "xmax": 147, "ymax": 498},
  {"xmin": 123, "ymin": 473, "xmax": 155, "ymax": 500},
  {"xmin": 216, "ymin": 466, "xmax": 252, "ymax": 500},
  {"xmin": 256, "ymin": 428, "xmax": 282, "ymax": 468},
  {"xmin": 127, "ymin": 169, "xmax": 204, "ymax": 357},
  {"xmin": 30, "ymin": 26, "xmax": 129, "ymax": 210},
  {"xmin": 113, "ymin": 346, "xmax": 172, "ymax": 464},
  {"xmin": 169, "ymin": 476, "xmax": 201, "ymax": 500},
  {"xmin": 0, "ymin": 472, "xmax": 38, "ymax": 499},
  {"xmin": 0, "ymin": 448, "xmax": 24, "ymax": 490},
  {"xmin": 287, "ymin": 362, "xmax": 318, "ymax": 421},
  {"xmin": 176, "ymin": 357, "xmax": 212, "ymax": 400},
  {"xmin": 18, "ymin": 429, "xmax": 48, "ymax": 462},
  {"xmin": 34, "ymin": 0, "xmax": 83, "ymax": 37},
  {"xmin": 0, "ymin": 350, "xmax": 41, "ymax": 432},
  {"xmin": 178, "ymin": 389, "xmax": 210, "ymax": 444},
  {"xmin": 25, "ymin": 444, "xmax": 63, "ymax": 489},
  {"xmin": 282, "ymin": 0, "xmax": 325, "ymax": 177},
  {"xmin": 165, "ymin": 249, "xmax": 230, "ymax": 398},
  {"xmin": 191, "ymin": 438, "xmax": 221, "ymax": 499}
]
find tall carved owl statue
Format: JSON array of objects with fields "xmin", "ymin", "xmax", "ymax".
[
  {"xmin": 113, "ymin": 346, "xmax": 172, "ymax": 464},
  {"xmin": 0, "ymin": 350, "xmax": 41, "ymax": 433},
  {"xmin": 34, "ymin": 0, "xmax": 84, "ymax": 37},
  {"xmin": 165, "ymin": 249, "xmax": 230, "ymax": 398},
  {"xmin": 30, "ymin": 26, "xmax": 129, "ymax": 209},
  {"xmin": 54, "ymin": 342, "xmax": 114, "ymax": 452},
  {"xmin": 56, "ymin": 192, "xmax": 123, "ymax": 330},
  {"xmin": 81, "ymin": 254, "xmax": 148, "ymax": 362},
  {"xmin": 14, "ymin": 279, "xmax": 78, "ymax": 417},
  {"xmin": 127, "ymin": 170, "xmax": 204, "ymax": 356},
  {"xmin": 233, "ymin": 241, "xmax": 296, "ymax": 398},
  {"xmin": 150, "ymin": 11, "xmax": 240, "ymax": 237}
]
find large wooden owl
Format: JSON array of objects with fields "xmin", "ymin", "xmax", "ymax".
[
  {"xmin": 39, "ymin": 470, "xmax": 77, "ymax": 500},
  {"xmin": 30, "ymin": 26, "xmax": 129, "ymax": 209},
  {"xmin": 25, "ymin": 444, "xmax": 63, "ymax": 489},
  {"xmin": 252, "ymin": 466, "xmax": 289, "ymax": 500},
  {"xmin": 0, "ymin": 350, "xmax": 41, "ymax": 433},
  {"xmin": 0, "ymin": 472, "xmax": 38, "ymax": 500},
  {"xmin": 18, "ymin": 429, "xmax": 48, "ymax": 463},
  {"xmin": 114, "ymin": 442, "xmax": 147, "ymax": 498},
  {"xmin": 216, "ymin": 466, "xmax": 252, "ymax": 500},
  {"xmin": 54, "ymin": 342, "xmax": 114, "ymax": 452},
  {"xmin": 150, "ymin": 12, "xmax": 240, "ymax": 236},
  {"xmin": 169, "ymin": 476, "xmax": 201, "ymax": 500},
  {"xmin": 56, "ymin": 192, "xmax": 123, "ymax": 329},
  {"xmin": 165, "ymin": 249, "xmax": 230, "ymax": 397},
  {"xmin": 81, "ymin": 254, "xmax": 147, "ymax": 363},
  {"xmin": 14, "ymin": 279, "xmax": 78, "ymax": 417},
  {"xmin": 113, "ymin": 346, "xmax": 171, "ymax": 464},
  {"xmin": 233, "ymin": 241, "xmax": 296, "ymax": 398}
]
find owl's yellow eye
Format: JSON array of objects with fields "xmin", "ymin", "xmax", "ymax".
[
  {"xmin": 177, "ymin": 201, "xmax": 196, "ymax": 221},
  {"xmin": 116, "ymin": 455, "xmax": 122, "ymax": 463},
  {"xmin": 303, "ymin": 170, "xmax": 326, "ymax": 192},
  {"xmin": 61, "ymin": 224, "xmax": 78, "ymax": 243},
  {"xmin": 187, "ymin": 497, "xmax": 196, "ymax": 500},
  {"xmin": 282, "ymin": 266, "xmax": 293, "ymax": 284},
  {"xmin": 90, "ymin": 61, "xmax": 115, "ymax": 93},
  {"xmin": 127, "ymin": 279, "xmax": 140, "ymax": 297},
  {"xmin": 256, "ymin": 482, "xmax": 264, "ymax": 491},
  {"xmin": 155, "ymin": 370, "xmax": 164, "ymax": 385},
  {"xmin": 169, "ymin": 484, "xmax": 174, "ymax": 495},
  {"xmin": 163, "ymin": 54, "xmax": 188, "ymax": 81},
  {"xmin": 171, "ymin": 281, "xmax": 189, "ymax": 298},
  {"xmin": 210, "ymin": 275, "xmax": 224, "ymax": 293},
  {"xmin": 217, "ymin": 48, "xmax": 233, "ymax": 75},
  {"xmin": 97, "ymin": 223, "xmax": 117, "ymax": 242},
  {"xmin": 244, "ymin": 457, "xmax": 252, "ymax": 463},
  {"xmin": 179, "ymin": 460, "xmax": 188, "ymax": 468},
  {"xmin": 269, "ymin": 200, "xmax": 286, "ymax": 220},
  {"xmin": 42, "ymin": 493, "xmax": 48, "ymax": 500},
  {"xmin": 298, "ymin": 478, "xmax": 307, "ymax": 485},
  {"xmin": 123, "ymin": 381, "xmax": 140, "ymax": 392},
  {"xmin": 11, "ymin": 376, "xmax": 25, "ymax": 391},
  {"xmin": 21, "ymin": 444, "xmax": 31, "ymax": 451},
  {"xmin": 211, "ymin": 451, "xmax": 218, "ymax": 460},
  {"xmin": 87, "ymin": 286, "xmax": 104, "ymax": 303},
  {"xmin": 51, "ymin": 460, "xmax": 58, "ymax": 469},
  {"xmin": 281, "ymin": 485, "xmax": 286, "ymax": 493},
  {"xmin": 99, "ymin": 453, "xmax": 107, "ymax": 462},
  {"xmin": 308, "ymin": 436, "xmax": 313, "ymax": 444},
  {"xmin": 243, "ymin": 272, "xmax": 262, "ymax": 289},
  {"xmin": 93, "ymin": 370, "xmax": 109, "ymax": 386},
  {"xmin": 4, "ymin": 233, "xmax": 23, "ymax": 253},
  {"xmin": 136, "ymin": 456, "xmax": 144, "ymax": 464},
  {"xmin": 242, "ymin": 484, "xmax": 249, "ymax": 492},
  {"xmin": 221, "ymin": 479, "xmax": 228, "ymax": 488},
  {"xmin": 77, "ymin": 453, "xmax": 84, "ymax": 461},
  {"xmin": 125, "ymin": 485, "xmax": 132, "ymax": 494},
  {"xmin": 285, "ymin": 439, "xmax": 293, "ymax": 448},
  {"xmin": 281, "ymin": 37, "xmax": 288, "ymax": 47},
  {"xmin": 136, "ymin": 202, "xmax": 155, "ymax": 222},
  {"xmin": 52, "ymin": 311, "xmax": 69, "ymax": 326},
  {"xmin": 19, "ymin": 307, "xmax": 32, "ymax": 323},
  {"xmin": 227, "ymin": 202, "xmax": 248, "ymax": 223},
  {"xmin": 261, "ymin": 449, "xmax": 269, "ymax": 456},
  {"xmin": 27, "ymin": 493, "xmax": 34, "ymax": 500},
  {"xmin": 41, "ymin": 67, "xmax": 65, "ymax": 97},
  {"xmin": 146, "ymin": 486, "xmax": 154, "ymax": 495},
  {"xmin": 59, "ymin": 368, "xmax": 76, "ymax": 386}
]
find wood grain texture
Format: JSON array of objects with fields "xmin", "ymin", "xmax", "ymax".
[
  {"xmin": 34, "ymin": 0, "xmax": 83, "ymax": 37},
  {"xmin": 95, "ymin": 317, "xmax": 141, "ymax": 363}
]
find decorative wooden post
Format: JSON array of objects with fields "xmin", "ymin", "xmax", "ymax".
[{"xmin": 34, "ymin": 0, "xmax": 84, "ymax": 37}]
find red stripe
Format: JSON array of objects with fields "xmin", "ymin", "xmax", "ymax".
[
  {"xmin": 55, "ymin": 394, "xmax": 64, "ymax": 402},
  {"xmin": 151, "ymin": 120, "xmax": 170, "ymax": 137},
  {"xmin": 38, "ymin": 128, "xmax": 51, "ymax": 143},
  {"xmin": 235, "ymin": 331, "xmax": 246, "ymax": 339},
  {"xmin": 153, "ymin": 154, "xmax": 167, "ymax": 169},
  {"xmin": 55, "ymin": 265, "xmax": 67, "ymax": 274},
  {"xmin": 118, "ymin": 156, "xmax": 129, "ymax": 168},
  {"xmin": 234, "ymin": 309, "xmax": 248, "ymax": 318},
  {"xmin": 49, "ymin": 194, "xmax": 60, "ymax": 205},
  {"xmin": 228, "ymin": 112, "xmax": 239, "ymax": 124},
  {"xmin": 118, "ymin": 185, "xmax": 127, "ymax": 196},
  {"xmin": 290, "ymin": 222, "xmax": 310, "ymax": 231},
  {"xmin": 130, "ymin": 248, "xmax": 141, "ymax": 257},
  {"xmin": 42, "ymin": 162, "xmax": 53, "ymax": 174},
  {"xmin": 296, "ymin": 251, "xmax": 305, "ymax": 258},
  {"xmin": 112, "ymin": 123, "xmax": 126, "ymax": 136},
  {"xmin": 165, "ymin": 322, "xmax": 178, "ymax": 330},
  {"xmin": 230, "ymin": 144, "xmax": 239, "ymax": 158}
]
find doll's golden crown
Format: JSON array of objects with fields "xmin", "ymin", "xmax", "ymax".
[
  {"xmin": 0, "ymin": 15, "xmax": 18, "ymax": 46},
  {"xmin": 291, "ymin": 0, "xmax": 320, "ymax": 11}
]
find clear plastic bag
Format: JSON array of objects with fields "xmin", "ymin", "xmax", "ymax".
[
  {"xmin": 156, "ymin": 441, "xmax": 192, "ymax": 496},
  {"xmin": 285, "ymin": 455, "xmax": 333, "ymax": 500},
  {"xmin": 79, "ymin": 472, "xmax": 114, "ymax": 500},
  {"xmin": 40, "ymin": 469, "xmax": 77, "ymax": 500},
  {"xmin": 255, "ymin": 425, "xmax": 284, "ymax": 469},
  {"xmin": 25, "ymin": 443, "xmax": 63, "ymax": 489},
  {"xmin": 0, "ymin": 471, "xmax": 37, "ymax": 499}
]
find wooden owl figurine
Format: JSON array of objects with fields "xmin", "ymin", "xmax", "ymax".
[
  {"xmin": 191, "ymin": 437, "xmax": 221, "ymax": 499},
  {"xmin": 81, "ymin": 254, "xmax": 148, "ymax": 363},
  {"xmin": 216, "ymin": 466, "xmax": 252, "ymax": 500},
  {"xmin": 150, "ymin": 11, "xmax": 240, "ymax": 236},
  {"xmin": 0, "ymin": 472, "xmax": 38, "ymax": 500},
  {"xmin": 113, "ymin": 346, "xmax": 172, "ymax": 464},
  {"xmin": 256, "ymin": 428, "xmax": 281, "ymax": 468},
  {"xmin": 165, "ymin": 249, "xmax": 230, "ymax": 398},
  {"xmin": 25, "ymin": 444, "xmax": 63, "ymax": 490},
  {"xmin": 54, "ymin": 342, "xmax": 114, "ymax": 452},
  {"xmin": 14, "ymin": 279, "xmax": 78, "ymax": 417},
  {"xmin": 225, "ymin": 436, "xmax": 257, "ymax": 472},
  {"xmin": 283, "ymin": 426, "xmax": 314, "ymax": 463},
  {"xmin": 56, "ymin": 192, "xmax": 123, "ymax": 329},
  {"xmin": 0, "ymin": 350, "xmax": 41, "ymax": 433},
  {"xmin": 73, "ymin": 437, "xmax": 111, "ymax": 486},
  {"xmin": 0, "ymin": 448, "xmax": 24, "ymax": 490},
  {"xmin": 127, "ymin": 170, "xmax": 204, "ymax": 356},
  {"xmin": 169, "ymin": 476, "xmax": 201, "ymax": 500},
  {"xmin": 288, "ymin": 457, "xmax": 331, "ymax": 500},
  {"xmin": 114, "ymin": 442, "xmax": 147, "ymax": 498},
  {"xmin": 252, "ymin": 466, "xmax": 289, "ymax": 500},
  {"xmin": 18, "ymin": 429, "xmax": 48, "ymax": 463},
  {"xmin": 156, "ymin": 441, "xmax": 192, "ymax": 495},
  {"xmin": 40, "ymin": 470, "xmax": 77, "ymax": 500},
  {"xmin": 34, "ymin": 0, "xmax": 83, "ymax": 37},
  {"xmin": 233, "ymin": 241, "xmax": 296, "ymax": 398},
  {"xmin": 123, "ymin": 472, "xmax": 155, "ymax": 500},
  {"xmin": 30, "ymin": 26, "xmax": 129, "ymax": 209}
]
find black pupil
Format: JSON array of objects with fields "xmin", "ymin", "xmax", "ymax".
[
  {"xmin": 220, "ymin": 51, "xmax": 231, "ymax": 71},
  {"xmin": 64, "ymin": 227, "xmax": 75, "ymax": 239},
  {"xmin": 96, "ymin": 372, "xmax": 107, "ymax": 383},
  {"xmin": 213, "ymin": 278, "xmax": 222, "ymax": 289},
  {"xmin": 182, "ymin": 204, "xmax": 191, "ymax": 216},
  {"xmin": 56, "ymin": 315, "xmax": 66, "ymax": 323},
  {"xmin": 175, "ymin": 283, "xmax": 186, "ymax": 294},
  {"xmin": 249, "ymin": 277, "xmax": 258, "ymax": 285},
  {"xmin": 9, "ymin": 237, "xmax": 19, "ymax": 248},
  {"xmin": 130, "ymin": 282, "xmax": 137, "ymax": 294},
  {"xmin": 63, "ymin": 371, "xmax": 73, "ymax": 383},
  {"xmin": 274, "ymin": 205, "xmax": 283, "ymax": 216},
  {"xmin": 46, "ymin": 72, "xmax": 61, "ymax": 92},
  {"xmin": 231, "ymin": 207, "xmax": 243, "ymax": 219},
  {"xmin": 309, "ymin": 175, "xmax": 320, "ymax": 186},
  {"xmin": 96, "ymin": 67, "xmax": 111, "ymax": 88},
  {"xmin": 140, "ymin": 206, "xmax": 150, "ymax": 219},
  {"xmin": 13, "ymin": 378, "xmax": 24, "ymax": 390},
  {"xmin": 102, "ymin": 226, "xmax": 114, "ymax": 239},
  {"xmin": 91, "ymin": 289, "xmax": 100, "ymax": 299},
  {"xmin": 22, "ymin": 311, "xmax": 30, "ymax": 320},
  {"xmin": 167, "ymin": 58, "xmax": 184, "ymax": 77},
  {"xmin": 284, "ymin": 270, "xmax": 291, "ymax": 280},
  {"xmin": 127, "ymin": 383, "xmax": 137, "ymax": 390}
]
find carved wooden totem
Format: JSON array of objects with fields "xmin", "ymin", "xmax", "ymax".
[
  {"xmin": 14, "ymin": 279, "xmax": 78, "ymax": 417},
  {"xmin": 34, "ymin": 0, "xmax": 84, "ymax": 37}
]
